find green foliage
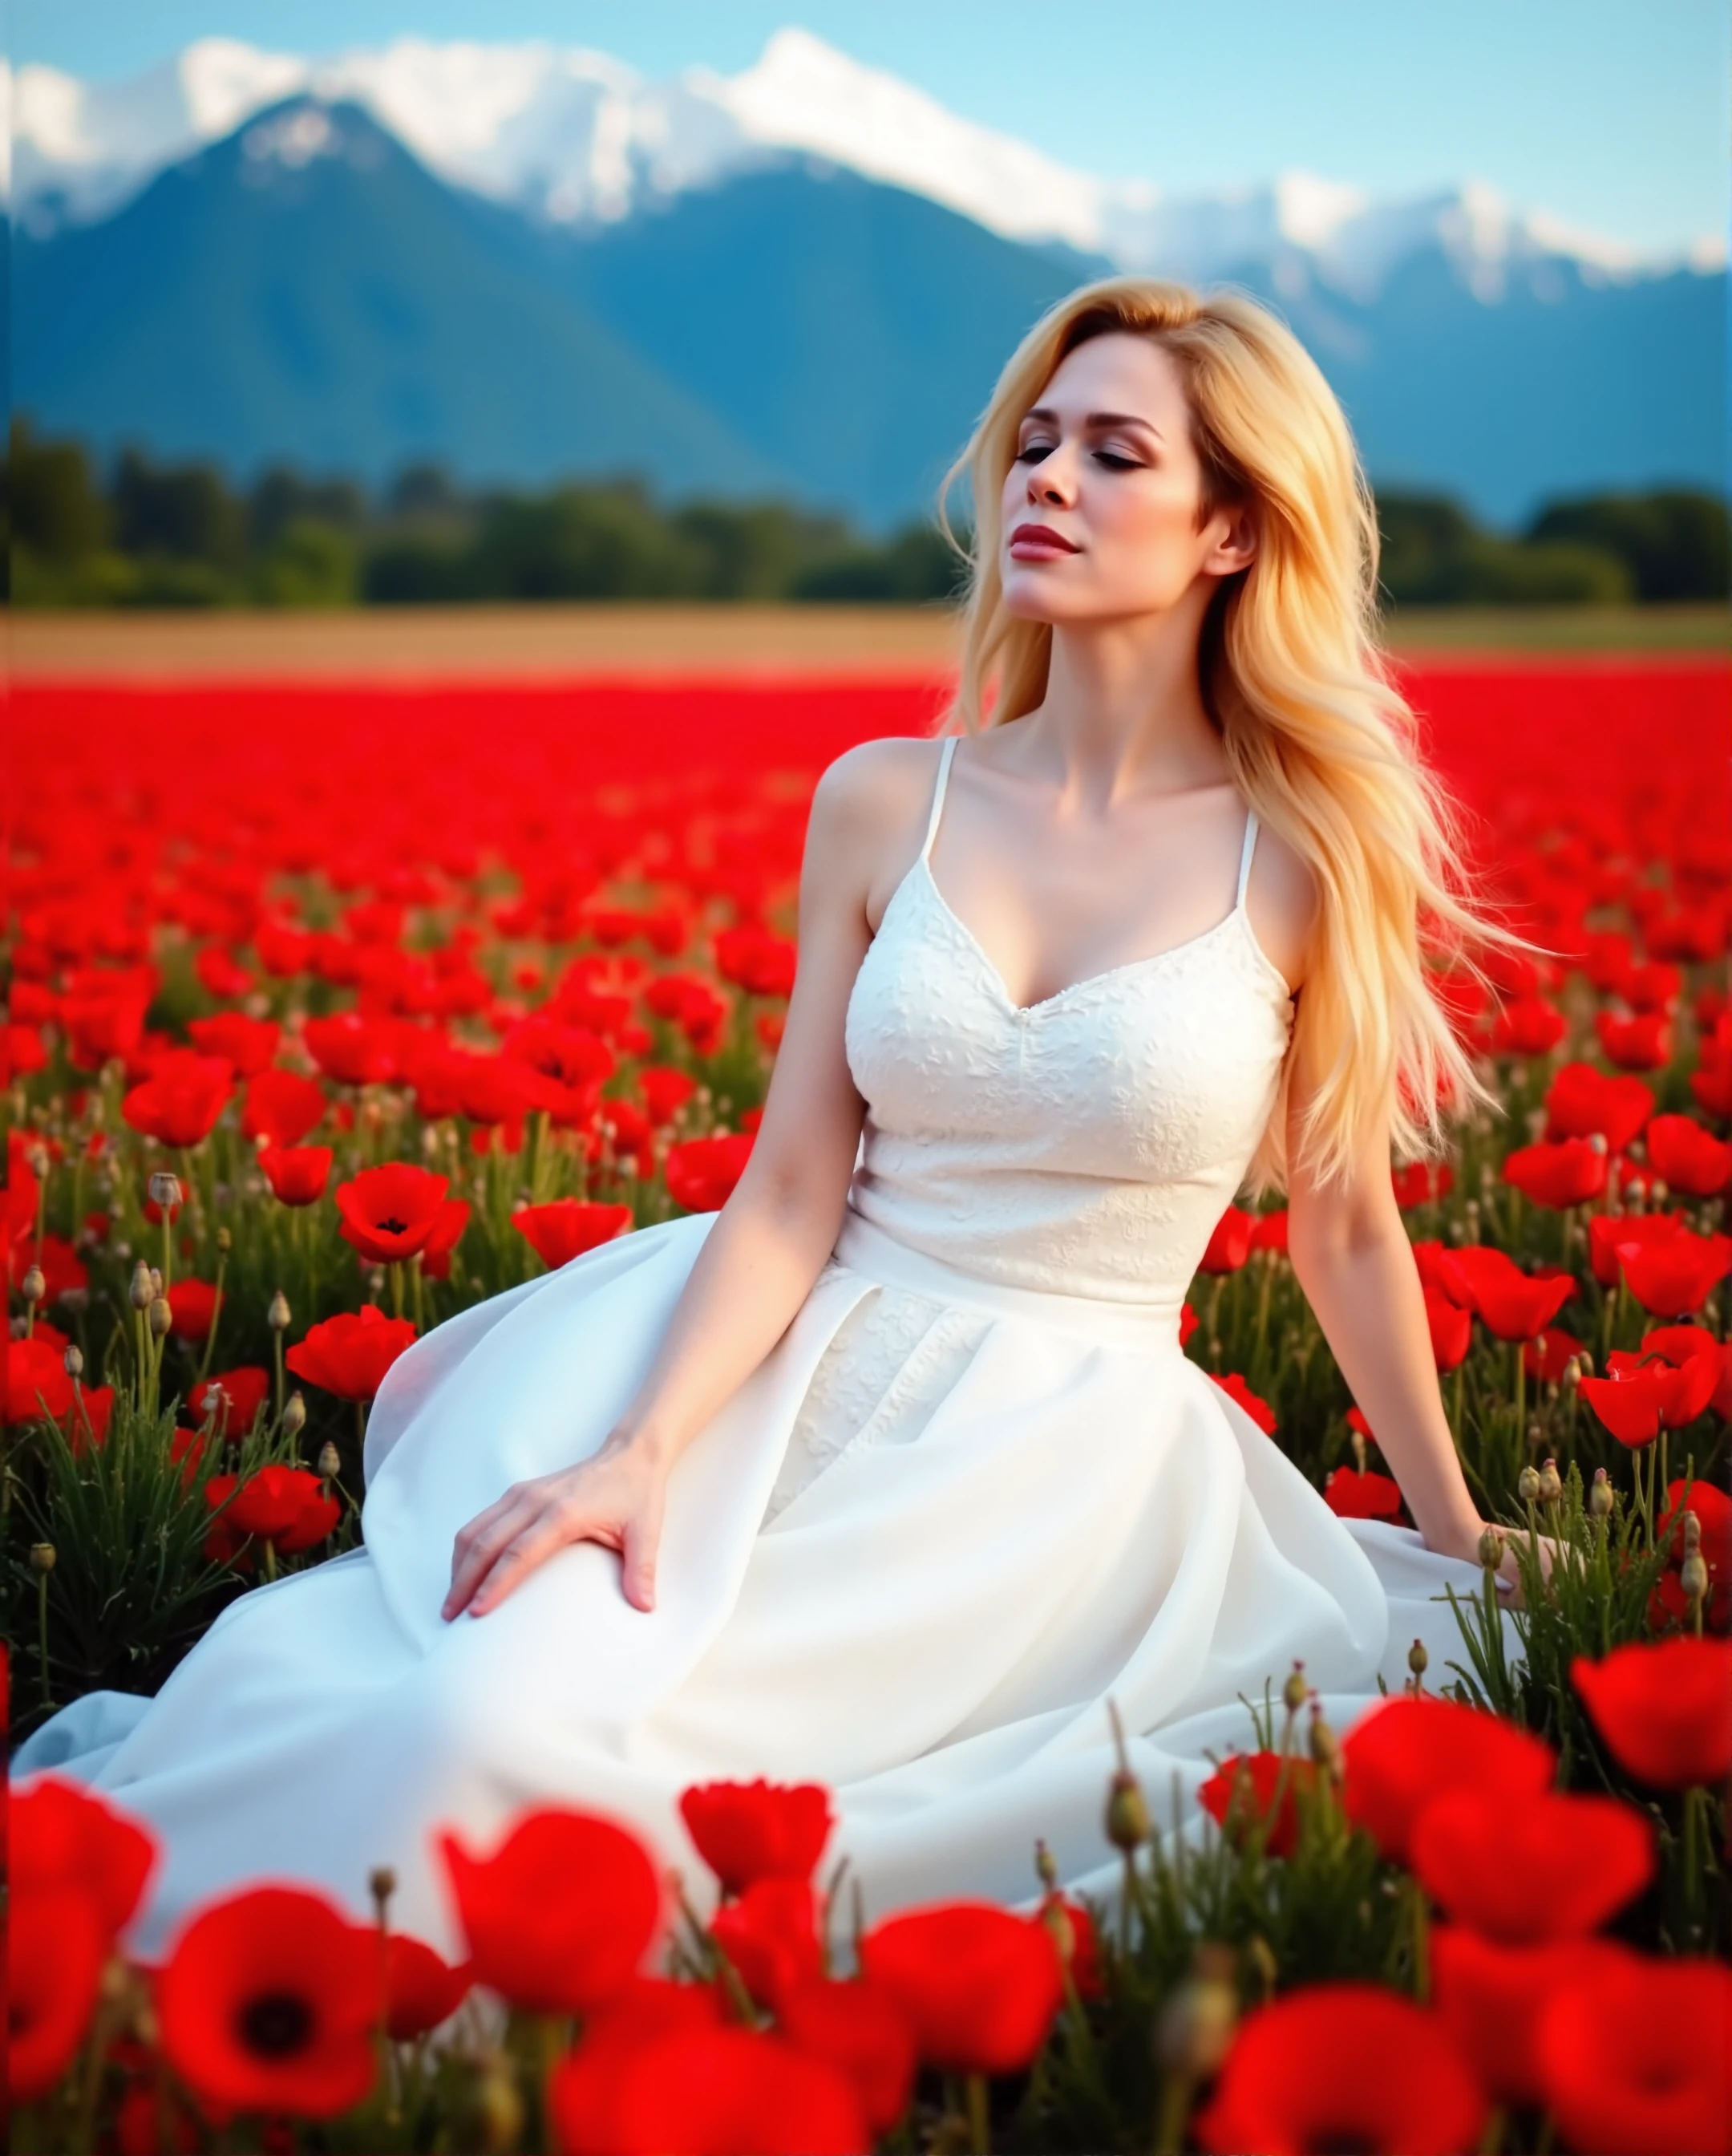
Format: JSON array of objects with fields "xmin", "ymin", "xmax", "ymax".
[{"xmin": 1528, "ymin": 488, "xmax": 1732, "ymax": 602}]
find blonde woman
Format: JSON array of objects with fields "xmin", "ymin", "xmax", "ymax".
[{"xmin": 19, "ymin": 278, "xmax": 1545, "ymax": 1959}]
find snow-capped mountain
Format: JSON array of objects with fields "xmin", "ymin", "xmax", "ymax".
[{"xmin": 14, "ymin": 28, "xmax": 1721, "ymax": 298}]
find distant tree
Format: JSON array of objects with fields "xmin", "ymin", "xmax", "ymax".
[
  {"xmin": 673, "ymin": 500, "xmax": 854, "ymax": 601},
  {"xmin": 10, "ymin": 417, "xmax": 111, "ymax": 561},
  {"xmin": 111, "ymin": 448, "xmax": 247, "ymax": 565},
  {"xmin": 462, "ymin": 482, "xmax": 710, "ymax": 600},
  {"xmin": 791, "ymin": 521, "xmax": 968, "ymax": 603},
  {"xmin": 1373, "ymin": 488, "xmax": 1631, "ymax": 606},
  {"xmin": 250, "ymin": 467, "xmax": 367, "ymax": 553},
  {"xmin": 1524, "ymin": 488, "xmax": 1730, "ymax": 601}
]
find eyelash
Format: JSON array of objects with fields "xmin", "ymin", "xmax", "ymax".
[{"xmin": 1014, "ymin": 444, "xmax": 1143, "ymax": 471}]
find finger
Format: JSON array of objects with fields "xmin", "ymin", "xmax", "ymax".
[
  {"xmin": 443, "ymin": 1495, "xmax": 537, "ymax": 1619},
  {"xmin": 621, "ymin": 1498, "xmax": 664, "ymax": 1614},
  {"xmin": 467, "ymin": 1514, "xmax": 585, "ymax": 1618}
]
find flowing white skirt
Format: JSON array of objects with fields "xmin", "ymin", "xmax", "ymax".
[{"xmin": 15, "ymin": 1207, "xmax": 1509, "ymax": 1962}]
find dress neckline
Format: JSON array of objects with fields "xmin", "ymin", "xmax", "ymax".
[{"xmin": 907, "ymin": 735, "xmax": 1295, "ymax": 1018}]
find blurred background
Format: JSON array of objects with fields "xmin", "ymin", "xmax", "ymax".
[{"xmin": 10, "ymin": 0, "xmax": 1730, "ymax": 651}]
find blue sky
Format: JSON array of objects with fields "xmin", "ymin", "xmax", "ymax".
[{"xmin": 18, "ymin": 0, "xmax": 1729, "ymax": 257}]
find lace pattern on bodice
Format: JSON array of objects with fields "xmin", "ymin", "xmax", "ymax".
[{"xmin": 841, "ymin": 734, "xmax": 1295, "ymax": 1305}]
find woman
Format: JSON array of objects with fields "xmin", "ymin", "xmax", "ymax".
[{"xmin": 18, "ymin": 277, "xmax": 1539, "ymax": 1963}]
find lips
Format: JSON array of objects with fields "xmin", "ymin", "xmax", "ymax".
[{"xmin": 1009, "ymin": 523, "xmax": 1079, "ymax": 556}]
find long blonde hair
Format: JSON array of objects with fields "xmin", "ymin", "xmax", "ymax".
[{"xmin": 937, "ymin": 274, "xmax": 1543, "ymax": 1203}]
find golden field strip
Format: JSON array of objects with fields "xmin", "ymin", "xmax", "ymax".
[{"xmin": 11, "ymin": 602, "xmax": 1727, "ymax": 679}]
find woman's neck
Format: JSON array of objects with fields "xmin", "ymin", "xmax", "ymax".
[{"xmin": 1016, "ymin": 606, "xmax": 1228, "ymax": 804}]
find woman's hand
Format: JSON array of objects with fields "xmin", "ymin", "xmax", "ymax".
[
  {"xmin": 442, "ymin": 1432, "xmax": 669, "ymax": 1621},
  {"xmin": 1427, "ymin": 1518, "xmax": 1571, "ymax": 1611}
]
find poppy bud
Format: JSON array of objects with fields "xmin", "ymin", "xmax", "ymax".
[
  {"xmin": 1243, "ymin": 1932, "xmax": 1278, "ymax": 2001},
  {"xmin": 63, "ymin": 1343, "xmax": 83, "ymax": 1380},
  {"xmin": 21, "ymin": 1265, "xmax": 45, "ymax": 1305},
  {"xmin": 370, "ymin": 1866, "xmax": 397, "ymax": 1914},
  {"xmin": 1538, "ymin": 1458, "xmax": 1562, "ymax": 1506},
  {"xmin": 149, "ymin": 1267, "xmax": 164, "ymax": 1298},
  {"xmin": 1651, "ymin": 1179, "xmax": 1669, "ymax": 1206},
  {"xmin": 1478, "ymin": 1526, "xmax": 1503, "ymax": 1571},
  {"xmin": 1588, "ymin": 1468, "xmax": 1614, "ymax": 1519},
  {"xmin": 1576, "ymin": 1348, "xmax": 1596, "ymax": 1377},
  {"xmin": 148, "ymin": 1297, "xmax": 173, "ymax": 1339},
  {"xmin": 317, "ymin": 1441, "xmax": 342, "ymax": 1481},
  {"xmin": 1681, "ymin": 1510, "xmax": 1702, "ymax": 1557},
  {"xmin": 282, "ymin": 1392, "xmax": 307, "ymax": 1440},
  {"xmin": 30, "ymin": 1542, "xmax": 56, "ymax": 1574},
  {"xmin": 269, "ymin": 1289, "xmax": 292, "ymax": 1331},
  {"xmin": 1106, "ymin": 1769, "xmax": 1151, "ymax": 1852},
  {"xmin": 1033, "ymin": 1838, "xmax": 1059, "ymax": 1891},
  {"xmin": 1681, "ymin": 1549, "xmax": 1710, "ymax": 1605},
  {"xmin": 1587, "ymin": 1131, "xmax": 1608, "ymax": 1154},
  {"xmin": 1563, "ymin": 1357, "xmax": 1581, "ymax": 1388},
  {"xmin": 216, "ymin": 1225, "xmax": 232, "ymax": 1254},
  {"xmin": 149, "ymin": 1171, "xmax": 182, "ymax": 1209},
  {"xmin": 1042, "ymin": 1895, "xmax": 1076, "ymax": 1968},
  {"xmin": 130, "ymin": 1261, "xmax": 155, "ymax": 1310},
  {"xmin": 28, "ymin": 1145, "xmax": 50, "ymax": 1181},
  {"xmin": 1308, "ymin": 1703, "xmax": 1341, "ymax": 1778},
  {"xmin": 1154, "ymin": 1963, "xmax": 1238, "ymax": 2083},
  {"xmin": 1518, "ymin": 1465, "xmax": 1541, "ymax": 1505},
  {"xmin": 1282, "ymin": 1661, "xmax": 1309, "ymax": 1716},
  {"xmin": 1407, "ymin": 1639, "xmax": 1428, "ymax": 1679}
]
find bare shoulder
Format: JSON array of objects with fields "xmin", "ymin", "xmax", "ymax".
[
  {"xmin": 806, "ymin": 736, "xmax": 947, "ymax": 924},
  {"xmin": 1246, "ymin": 808, "xmax": 1322, "ymax": 996}
]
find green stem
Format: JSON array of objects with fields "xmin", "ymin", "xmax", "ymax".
[
  {"xmin": 965, "ymin": 2071, "xmax": 990, "ymax": 2156},
  {"xmin": 38, "ymin": 1566, "xmax": 53, "ymax": 1709}
]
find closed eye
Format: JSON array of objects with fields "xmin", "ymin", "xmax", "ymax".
[{"xmin": 1093, "ymin": 451, "xmax": 1143, "ymax": 470}]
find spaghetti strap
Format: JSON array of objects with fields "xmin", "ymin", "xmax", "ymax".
[
  {"xmin": 921, "ymin": 736, "xmax": 959, "ymax": 862},
  {"xmin": 1235, "ymin": 808, "xmax": 1259, "ymax": 910}
]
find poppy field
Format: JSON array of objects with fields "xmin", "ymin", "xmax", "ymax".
[{"xmin": 7, "ymin": 657, "xmax": 1732, "ymax": 2154}]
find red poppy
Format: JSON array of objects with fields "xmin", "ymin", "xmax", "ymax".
[
  {"xmin": 1423, "ymin": 1284, "xmax": 1473, "ymax": 1372},
  {"xmin": 14, "ymin": 1773, "xmax": 158, "ymax": 1934},
  {"xmin": 1501, "ymin": 1137, "xmax": 1608, "ymax": 1209},
  {"xmin": 167, "ymin": 1279, "xmax": 224, "ymax": 1343},
  {"xmin": 334, "ymin": 1162, "xmax": 451, "ymax": 1264},
  {"xmin": 1587, "ymin": 1208, "xmax": 1685, "ymax": 1290},
  {"xmin": 121, "ymin": 1052, "xmax": 233, "ymax": 1147},
  {"xmin": 1339, "ymin": 1696, "xmax": 1556, "ymax": 1866},
  {"xmin": 679, "ymin": 1778, "xmax": 836, "ymax": 1897},
  {"xmin": 513, "ymin": 1199, "xmax": 633, "ymax": 1270},
  {"xmin": 1210, "ymin": 1370, "xmax": 1277, "ymax": 1433},
  {"xmin": 1248, "ymin": 1207, "xmax": 1289, "ymax": 1252},
  {"xmin": 156, "ymin": 1883, "xmax": 380, "ymax": 2118},
  {"xmin": 666, "ymin": 1133, "xmax": 755, "ymax": 1213},
  {"xmin": 1596, "ymin": 1009, "xmax": 1672, "ymax": 1071},
  {"xmin": 777, "ymin": 1977, "xmax": 917, "ymax": 2135},
  {"xmin": 1391, "ymin": 1160, "xmax": 1454, "ymax": 1209},
  {"xmin": 1615, "ymin": 1227, "xmax": 1732, "ymax": 1318},
  {"xmin": 859, "ymin": 1903, "xmax": 1063, "ymax": 2075},
  {"xmin": 1583, "ymin": 1333, "xmax": 1722, "ymax": 1447},
  {"xmin": 188, "ymin": 1012, "xmax": 280, "ymax": 1077},
  {"xmin": 714, "ymin": 926, "xmax": 798, "ymax": 999},
  {"xmin": 10, "ymin": 1886, "xmax": 108, "ymax": 2103},
  {"xmin": 709, "ymin": 1878, "xmax": 824, "ymax": 2011},
  {"xmin": 6, "ymin": 1334, "xmax": 75, "ymax": 1424},
  {"xmin": 285, "ymin": 1303, "xmax": 418, "ymax": 1400},
  {"xmin": 302, "ymin": 1012, "xmax": 400, "ymax": 1086},
  {"xmin": 638, "ymin": 1065, "xmax": 698, "ymax": 1128},
  {"xmin": 1409, "ymin": 1785, "xmax": 1654, "ymax": 1943},
  {"xmin": 383, "ymin": 1934, "xmax": 472, "ymax": 2040},
  {"xmin": 1193, "ymin": 1982, "xmax": 1486, "ymax": 2156},
  {"xmin": 1199, "ymin": 1751, "xmax": 1319, "ymax": 1858},
  {"xmin": 1324, "ymin": 1467, "xmax": 1405, "ymax": 1522},
  {"xmin": 1572, "ymin": 1638, "xmax": 1732, "ymax": 1789},
  {"xmin": 1534, "ymin": 1953, "xmax": 1732, "ymax": 2156},
  {"xmin": 186, "ymin": 1366, "xmax": 271, "ymax": 1441},
  {"xmin": 1487, "ymin": 993, "xmax": 1566, "ymax": 1058},
  {"xmin": 439, "ymin": 1806, "xmax": 663, "ymax": 2015},
  {"xmin": 1431, "ymin": 1928, "xmax": 1645, "ymax": 2108},
  {"xmin": 1543, "ymin": 1061, "xmax": 1653, "ymax": 1153},
  {"xmin": 260, "ymin": 1144, "xmax": 334, "ymax": 1206},
  {"xmin": 1645, "ymin": 1112, "xmax": 1732, "ymax": 1198},
  {"xmin": 207, "ymin": 1465, "xmax": 340, "ymax": 1554},
  {"xmin": 1199, "ymin": 1206, "xmax": 1257, "ymax": 1273},
  {"xmin": 552, "ymin": 2024, "xmax": 867, "ymax": 2156},
  {"xmin": 242, "ymin": 1068, "xmax": 329, "ymax": 1148},
  {"xmin": 1433, "ymin": 1245, "xmax": 1576, "ymax": 1341}
]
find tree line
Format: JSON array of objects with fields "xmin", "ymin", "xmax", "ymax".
[{"xmin": 8, "ymin": 419, "xmax": 1726, "ymax": 610}]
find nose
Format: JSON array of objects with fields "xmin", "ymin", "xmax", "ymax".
[{"xmin": 1026, "ymin": 446, "xmax": 1078, "ymax": 508}]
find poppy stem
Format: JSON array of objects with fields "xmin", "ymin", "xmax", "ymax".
[
  {"xmin": 536, "ymin": 2015, "xmax": 565, "ymax": 2155},
  {"xmin": 965, "ymin": 2071, "xmax": 991, "ymax": 2155}
]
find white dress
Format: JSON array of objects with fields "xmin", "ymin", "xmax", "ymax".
[{"xmin": 17, "ymin": 735, "xmax": 1503, "ymax": 1962}]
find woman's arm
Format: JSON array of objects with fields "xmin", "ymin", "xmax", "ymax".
[{"xmin": 443, "ymin": 738, "xmax": 935, "ymax": 1622}]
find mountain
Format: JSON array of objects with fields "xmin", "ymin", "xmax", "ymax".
[{"xmin": 12, "ymin": 41, "xmax": 1726, "ymax": 529}]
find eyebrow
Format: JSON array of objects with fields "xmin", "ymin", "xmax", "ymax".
[{"xmin": 1024, "ymin": 407, "xmax": 1164, "ymax": 442}]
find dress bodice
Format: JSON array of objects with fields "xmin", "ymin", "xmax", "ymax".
[{"xmin": 844, "ymin": 733, "xmax": 1296, "ymax": 1307}]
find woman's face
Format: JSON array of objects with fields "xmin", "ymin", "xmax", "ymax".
[{"xmin": 998, "ymin": 330, "xmax": 1255, "ymax": 623}]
